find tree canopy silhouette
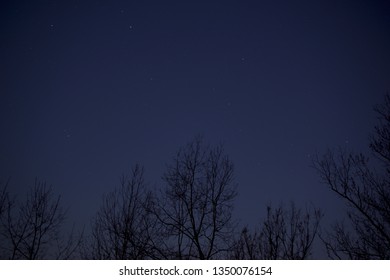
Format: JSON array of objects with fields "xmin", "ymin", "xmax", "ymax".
[
  {"xmin": 151, "ymin": 137, "xmax": 237, "ymax": 259},
  {"xmin": 88, "ymin": 164, "xmax": 162, "ymax": 259},
  {"xmin": 313, "ymin": 94, "xmax": 390, "ymax": 259},
  {"xmin": 231, "ymin": 203, "xmax": 322, "ymax": 259}
]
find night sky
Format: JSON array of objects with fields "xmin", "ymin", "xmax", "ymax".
[{"xmin": 1, "ymin": 0, "xmax": 390, "ymax": 257}]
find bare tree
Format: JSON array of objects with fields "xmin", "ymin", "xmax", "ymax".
[
  {"xmin": 313, "ymin": 94, "xmax": 390, "ymax": 259},
  {"xmin": 370, "ymin": 93, "xmax": 390, "ymax": 169},
  {"xmin": 0, "ymin": 180, "xmax": 8, "ymax": 221},
  {"xmin": 153, "ymin": 137, "xmax": 237, "ymax": 259},
  {"xmin": 88, "ymin": 164, "xmax": 162, "ymax": 259},
  {"xmin": 1, "ymin": 179, "xmax": 67, "ymax": 259},
  {"xmin": 231, "ymin": 203, "xmax": 322, "ymax": 259},
  {"xmin": 313, "ymin": 150, "xmax": 390, "ymax": 259},
  {"xmin": 0, "ymin": 180, "xmax": 9, "ymax": 258},
  {"xmin": 53, "ymin": 223, "xmax": 84, "ymax": 260}
]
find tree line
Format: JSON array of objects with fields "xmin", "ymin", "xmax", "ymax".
[{"xmin": 1, "ymin": 95, "xmax": 389, "ymax": 260}]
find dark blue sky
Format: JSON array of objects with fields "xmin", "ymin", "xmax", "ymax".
[{"xmin": 1, "ymin": 0, "xmax": 389, "ymax": 257}]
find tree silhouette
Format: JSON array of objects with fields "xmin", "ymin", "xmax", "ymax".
[
  {"xmin": 1, "ymin": 180, "xmax": 67, "ymax": 259},
  {"xmin": 0, "ymin": 180, "xmax": 9, "ymax": 258},
  {"xmin": 231, "ymin": 203, "xmax": 322, "ymax": 259},
  {"xmin": 313, "ymin": 94, "xmax": 390, "ymax": 259},
  {"xmin": 0, "ymin": 180, "xmax": 7, "ymax": 221},
  {"xmin": 88, "ymin": 164, "xmax": 163, "ymax": 259},
  {"xmin": 151, "ymin": 137, "xmax": 237, "ymax": 259}
]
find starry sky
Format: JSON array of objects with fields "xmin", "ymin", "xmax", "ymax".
[{"xmin": 1, "ymin": 0, "xmax": 390, "ymax": 257}]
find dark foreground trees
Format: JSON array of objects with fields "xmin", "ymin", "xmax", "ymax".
[
  {"xmin": 152, "ymin": 137, "xmax": 237, "ymax": 259},
  {"xmin": 86, "ymin": 137, "xmax": 323, "ymax": 260},
  {"xmin": 88, "ymin": 165, "xmax": 163, "ymax": 259},
  {"xmin": 1, "ymin": 136, "xmax": 327, "ymax": 259},
  {"xmin": 0, "ymin": 181, "xmax": 8, "ymax": 258},
  {"xmin": 231, "ymin": 203, "xmax": 322, "ymax": 259},
  {"xmin": 313, "ymin": 94, "xmax": 390, "ymax": 259},
  {"xmin": 86, "ymin": 137, "xmax": 238, "ymax": 260},
  {"xmin": 0, "ymin": 179, "xmax": 81, "ymax": 259},
  {"xmin": 0, "ymin": 181, "xmax": 7, "ymax": 222}
]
